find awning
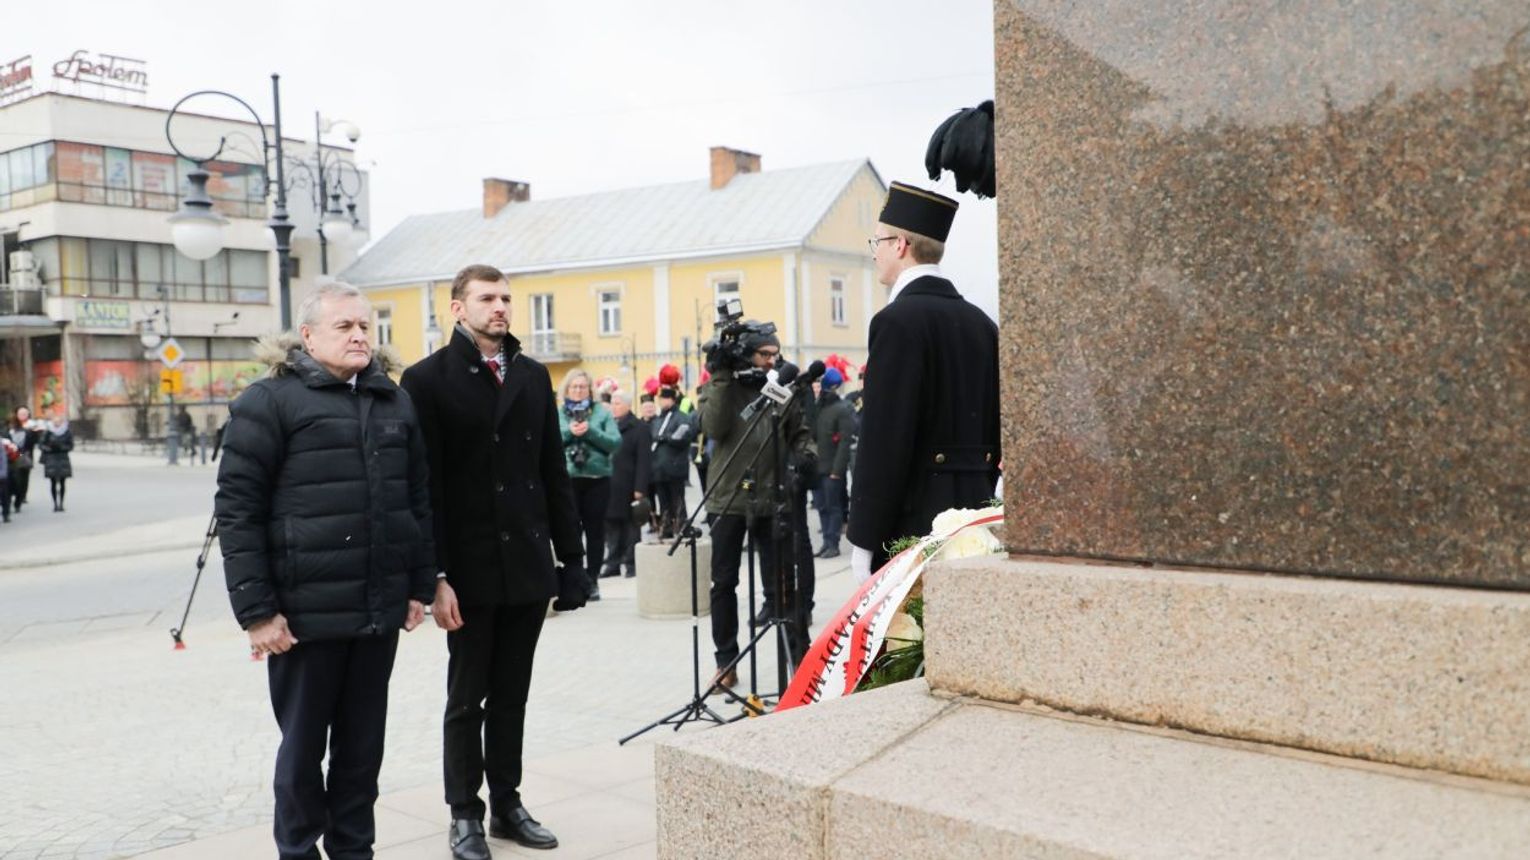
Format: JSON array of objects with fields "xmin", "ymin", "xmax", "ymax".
[{"xmin": 0, "ymin": 316, "xmax": 63, "ymax": 337}]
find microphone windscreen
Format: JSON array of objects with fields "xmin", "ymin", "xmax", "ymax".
[
  {"xmin": 802, "ymin": 360, "xmax": 827, "ymax": 383},
  {"xmin": 775, "ymin": 360, "xmax": 800, "ymax": 385}
]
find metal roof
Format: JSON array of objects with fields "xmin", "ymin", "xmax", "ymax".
[{"xmin": 341, "ymin": 159, "xmax": 879, "ymax": 287}]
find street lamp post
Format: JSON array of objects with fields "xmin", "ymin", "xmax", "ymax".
[
  {"xmin": 138, "ymin": 287, "xmax": 178, "ymax": 465},
  {"xmin": 165, "ymin": 75, "xmax": 296, "ymax": 329},
  {"xmin": 166, "ymin": 76, "xmax": 367, "ymax": 329}
]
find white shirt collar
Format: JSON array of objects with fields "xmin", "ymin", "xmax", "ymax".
[{"xmin": 889, "ymin": 263, "xmax": 942, "ymax": 304}]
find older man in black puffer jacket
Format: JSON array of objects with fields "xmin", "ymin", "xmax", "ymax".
[{"xmin": 216, "ymin": 282, "xmax": 436, "ymax": 860}]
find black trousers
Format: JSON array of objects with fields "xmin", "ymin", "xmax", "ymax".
[
  {"xmin": 571, "ymin": 476, "xmax": 610, "ymax": 584},
  {"xmin": 9, "ymin": 466, "xmax": 29, "ymax": 508},
  {"xmin": 655, "ymin": 479, "xmax": 686, "ymax": 535},
  {"xmin": 268, "ymin": 632, "xmax": 400, "ymax": 860},
  {"xmin": 443, "ymin": 601, "xmax": 547, "ymax": 821},
  {"xmin": 709, "ymin": 513, "xmax": 785, "ymax": 667},
  {"xmin": 791, "ymin": 484, "xmax": 816, "ymax": 618},
  {"xmin": 602, "ymin": 516, "xmax": 638, "ymax": 578},
  {"xmin": 0, "ymin": 476, "xmax": 9, "ymax": 518}
]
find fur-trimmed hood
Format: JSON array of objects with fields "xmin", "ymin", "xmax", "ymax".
[{"xmin": 252, "ymin": 332, "xmax": 404, "ymax": 381}]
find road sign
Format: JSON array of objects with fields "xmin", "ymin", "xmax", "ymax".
[
  {"xmin": 156, "ymin": 337, "xmax": 184, "ymax": 368},
  {"xmin": 159, "ymin": 368, "xmax": 184, "ymax": 396}
]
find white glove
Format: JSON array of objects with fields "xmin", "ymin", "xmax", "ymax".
[{"xmin": 851, "ymin": 545, "xmax": 873, "ymax": 584}]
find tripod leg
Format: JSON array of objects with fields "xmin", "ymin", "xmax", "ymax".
[{"xmin": 171, "ymin": 513, "xmax": 218, "ymax": 648}]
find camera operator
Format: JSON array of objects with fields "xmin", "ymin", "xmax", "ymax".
[
  {"xmin": 698, "ymin": 322, "xmax": 815, "ymax": 688},
  {"xmin": 559, "ymin": 370, "xmax": 620, "ymax": 602}
]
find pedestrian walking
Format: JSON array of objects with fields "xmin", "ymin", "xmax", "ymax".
[
  {"xmin": 558, "ymin": 369, "xmax": 620, "ymax": 601},
  {"xmin": 398, "ymin": 264, "xmax": 587, "ymax": 859},
  {"xmin": 601, "ymin": 391, "xmax": 650, "ymax": 579},
  {"xmin": 8, "ymin": 407, "xmax": 40, "ymax": 513},
  {"xmin": 849, "ymin": 182, "xmax": 1001, "ymax": 582},
  {"xmin": 0, "ymin": 435, "xmax": 13, "ymax": 523},
  {"xmin": 39, "ymin": 409, "xmax": 73, "ymax": 513},
  {"xmin": 214, "ymin": 282, "xmax": 437, "ymax": 860}
]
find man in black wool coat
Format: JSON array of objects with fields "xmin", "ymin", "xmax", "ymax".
[
  {"xmin": 400, "ymin": 263, "xmax": 588, "ymax": 859},
  {"xmin": 848, "ymin": 182, "xmax": 1002, "ymax": 583}
]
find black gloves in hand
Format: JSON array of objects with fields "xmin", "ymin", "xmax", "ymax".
[{"xmin": 552, "ymin": 561, "xmax": 592, "ymax": 612}]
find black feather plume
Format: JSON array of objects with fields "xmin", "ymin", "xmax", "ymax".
[{"xmin": 925, "ymin": 100, "xmax": 996, "ymax": 199}]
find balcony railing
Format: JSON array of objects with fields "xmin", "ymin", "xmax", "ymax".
[
  {"xmin": 526, "ymin": 331, "xmax": 583, "ymax": 363},
  {"xmin": 0, "ymin": 286, "xmax": 45, "ymax": 315}
]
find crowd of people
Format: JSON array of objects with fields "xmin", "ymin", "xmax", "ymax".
[
  {"xmin": 2, "ymin": 405, "xmax": 74, "ymax": 522},
  {"xmin": 209, "ymin": 174, "xmax": 999, "ymax": 860}
]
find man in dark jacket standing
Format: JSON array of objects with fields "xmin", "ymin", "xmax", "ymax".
[
  {"xmin": 215, "ymin": 283, "xmax": 436, "ymax": 860},
  {"xmin": 699, "ymin": 331, "xmax": 816, "ymax": 686},
  {"xmin": 813, "ymin": 367, "xmax": 857, "ymax": 559},
  {"xmin": 399, "ymin": 264, "xmax": 586, "ymax": 859},
  {"xmin": 601, "ymin": 391, "xmax": 651, "ymax": 579},
  {"xmin": 849, "ymin": 182, "xmax": 1001, "ymax": 583}
]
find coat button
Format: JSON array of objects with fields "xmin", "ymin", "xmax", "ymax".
[
  {"xmin": 345, "ymin": 535, "xmax": 352, "ymax": 541},
  {"xmin": 934, "ymin": 453, "xmax": 946, "ymax": 464},
  {"xmin": 500, "ymin": 531, "xmax": 510, "ymax": 542},
  {"xmin": 524, "ymin": 431, "xmax": 532, "ymax": 441},
  {"xmin": 493, "ymin": 433, "xmax": 500, "ymax": 443},
  {"xmin": 496, "ymin": 482, "xmax": 505, "ymax": 492},
  {"xmin": 527, "ymin": 480, "xmax": 535, "ymax": 489},
  {"xmin": 470, "ymin": 366, "xmax": 480, "ymax": 374},
  {"xmin": 985, "ymin": 452, "xmax": 992, "ymax": 463}
]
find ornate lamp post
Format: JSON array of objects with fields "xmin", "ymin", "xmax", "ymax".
[
  {"xmin": 165, "ymin": 75, "xmax": 297, "ymax": 329},
  {"xmin": 165, "ymin": 76, "xmax": 367, "ymax": 329}
]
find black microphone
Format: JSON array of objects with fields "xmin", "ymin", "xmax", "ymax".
[
  {"xmin": 774, "ymin": 360, "xmax": 801, "ymax": 385},
  {"xmin": 793, "ymin": 360, "xmax": 826, "ymax": 387}
]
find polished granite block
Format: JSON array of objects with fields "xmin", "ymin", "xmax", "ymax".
[{"xmin": 996, "ymin": 1, "xmax": 1530, "ymax": 587}]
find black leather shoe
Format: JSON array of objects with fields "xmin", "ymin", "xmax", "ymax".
[
  {"xmin": 490, "ymin": 805, "xmax": 558, "ymax": 849},
  {"xmin": 448, "ymin": 819, "xmax": 491, "ymax": 860},
  {"xmin": 819, "ymin": 546, "xmax": 840, "ymax": 559},
  {"xmin": 751, "ymin": 604, "xmax": 775, "ymax": 625}
]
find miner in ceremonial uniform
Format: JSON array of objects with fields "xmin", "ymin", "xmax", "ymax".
[{"xmin": 848, "ymin": 182, "xmax": 1001, "ymax": 582}]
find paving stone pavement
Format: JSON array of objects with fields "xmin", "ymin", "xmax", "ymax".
[{"xmin": 0, "ymin": 541, "xmax": 855, "ymax": 859}]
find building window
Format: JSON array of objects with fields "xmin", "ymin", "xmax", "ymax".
[
  {"xmin": 597, "ymin": 288, "xmax": 621, "ymax": 335},
  {"xmin": 375, "ymin": 306, "xmax": 393, "ymax": 346},
  {"xmin": 26, "ymin": 236, "xmax": 267, "ymax": 305},
  {"xmin": 830, "ymin": 277, "xmax": 847, "ymax": 326},
  {"xmin": 531, "ymin": 293, "xmax": 556, "ymax": 355},
  {"xmin": 2, "ymin": 139, "xmax": 264, "ymax": 216}
]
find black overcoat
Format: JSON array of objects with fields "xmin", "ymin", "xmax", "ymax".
[
  {"xmin": 848, "ymin": 275, "xmax": 1001, "ymax": 561},
  {"xmin": 400, "ymin": 328, "xmax": 582, "ymax": 608},
  {"xmin": 605, "ymin": 412, "xmax": 652, "ymax": 521}
]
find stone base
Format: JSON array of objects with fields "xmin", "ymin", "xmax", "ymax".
[
  {"xmin": 636, "ymin": 538, "xmax": 711, "ymax": 619},
  {"xmin": 925, "ymin": 557, "xmax": 1530, "ymax": 784},
  {"xmin": 656, "ymin": 680, "xmax": 1530, "ymax": 859}
]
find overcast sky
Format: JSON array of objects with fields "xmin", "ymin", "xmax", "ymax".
[{"xmin": 22, "ymin": 0, "xmax": 999, "ymax": 318}]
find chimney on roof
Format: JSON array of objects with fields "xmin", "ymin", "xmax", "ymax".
[
  {"xmin": 709, "ymin": 146, "xmax": 761, "ymax": 190},
  {"xmin": 483, "ymin": 177, "xmax": 530, "ymax": 218}
]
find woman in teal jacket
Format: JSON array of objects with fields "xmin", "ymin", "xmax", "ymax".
[{"xmin": 559, "ymin": 369, "xmax": 621, "ymax": 600}]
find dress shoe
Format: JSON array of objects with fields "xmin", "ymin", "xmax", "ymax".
[
  {"xmin": 489, "ymin": 805, "xmax": 558, "ymax": 849},
  {"xmin": 448, "ymin": 819, "xmax": 491, "ymax": 860},
  {"xmin": 598, "ymin": 569, "xmax": 621, "ymax": 579},
  {"xmin": 623, "ymin": 569, "xmax": 636, "ymax": 578},
  {"xmin": 588, "ymin": 589, "xmax": 602, "ymax": 602},
  {"xmin": 751, "ymin": 604, "xmax": 775, "ymax": 625},
  {"xmin": 708, "ymin": 666, "xmax": 739, "ymax": 691},
  {"xmin": 818, "ymin": 545, "xmax": 840, "ymax": 559}
]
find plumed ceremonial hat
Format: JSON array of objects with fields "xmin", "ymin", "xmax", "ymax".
[{"xmin": 878, "ymin": 181, "xmax": 959, "ymax": 242}]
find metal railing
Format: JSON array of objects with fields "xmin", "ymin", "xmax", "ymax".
[
  {"xmin": 0, "ymin": 286, "xmax": 45, "ymax": 315},
  {"xmin": 526, "ymin": 331, "xmax": 583, "ymax": 362}
]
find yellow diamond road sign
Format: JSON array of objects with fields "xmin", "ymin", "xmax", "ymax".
[{"xmin": 156, "ymin": 338, "xmax": 184, "ymax": 368}]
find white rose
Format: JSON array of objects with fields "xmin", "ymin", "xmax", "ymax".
[
  {"xmin": 884, "ymin": 610, "xmax": 923, "ymax": 651},
  {"xmin": 929, "ymin": 505, "xmax": 1005, "ymax": 561}
]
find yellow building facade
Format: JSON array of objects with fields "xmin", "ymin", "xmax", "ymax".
[{"xmin": 343, "ymin": 153, "xmax": 888, "ymax": 394}]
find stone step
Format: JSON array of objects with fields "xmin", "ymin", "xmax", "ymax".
[
  {"xmin": 925, "ymin": 557, "xmax": 1530, "ymax": 785},
  {"xmin": 656, "ymin": 680, "xmax": 1530, "ymax": 859}
]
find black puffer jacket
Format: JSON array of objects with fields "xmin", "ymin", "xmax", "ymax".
[{"xmin": 215, "ymin": 339, "xmax": 436, "ymax": 641}]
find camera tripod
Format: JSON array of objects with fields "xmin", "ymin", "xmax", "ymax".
[
  {"xmin": 619, "ymin": 378, "xmax": 811, "ymax": 744},
  {"xmin": 169, "ymin": 512, "xmax": 220, "ymax": 649}
]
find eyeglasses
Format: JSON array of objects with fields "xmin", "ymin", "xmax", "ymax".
[
  {"xmin": 867, "ymin": 235, "xmax": 899, "ymax": 253},
  {"xmin": 755, "ymin": 348, "xmax": 780, "ymax": 358}
]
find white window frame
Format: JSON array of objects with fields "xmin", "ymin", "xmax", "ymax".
[
  {"xmin": 594, "ymin": 283, "xmax": 622, "ymax": 336},
  {"xmin": 829, "ymin": 276, "xmax": 847, "ymax": 327},
  {"xmin": 374, "ymin": 304, "xmax": 394, "ymax": 346},
  {"xmin": 709, "ymin": 272, "xmax": 743, "ymax": 321},
  {"xmin": 531, "ymin": 292, "xmax": 555, "ymax": 335}
]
